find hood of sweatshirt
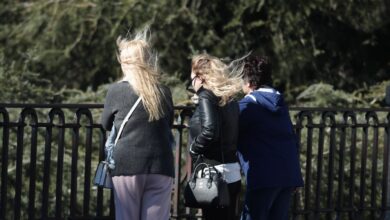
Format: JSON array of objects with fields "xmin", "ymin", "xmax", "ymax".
[{"xmin": 244, "ymin": 87, "xmax": 284, "ymax": 113}]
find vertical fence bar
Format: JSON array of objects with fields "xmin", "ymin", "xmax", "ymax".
[
  {"xmin": 297, "ymin": 111, "xmax": 314, "ymax": 220},
  {"xmin": 70, "ymin": 117, "xmax": 80, "ymax": 217},
  {"xmin": 172, "ymin": 108, "xmax": 193, "ymax": 219},
  {"xmin": 314, "ymin": 113, "xmax": 325, "ymax": 219},
  {"xmin": 14, "ymin": 108, "xmax": 30, "ymax": 220},
  {"xmin": 77, "ymin": 109, "xmax": 93, "ymax": 216},
  {"xmin": 383, "ymin": 113, "xmax": 390, "ymax": 220},
  {"xmin": 366, "ymin": 112, "xmax": 379, "ymax": 219},
  {"xmin": 293, "ymin": 111, "xmax": 303, "ymax": 220},
  {"xmin": 359, "ymin": 116, "xmax": 369, "ymax": 218},
  {"xmin": 0, "ymin": 108, "xmax": 9, "ymax": 220},
  {"xmin": 343, "ymin": 112, "xmax": 358, "ymax": 220},
  {"xmin": 323, "ymin": 112, "xmax": 336, "ymax": 219},
  {"xmin": 49, "ymin": 109, "xmax": 66, "ymax": 218},
  {"xmin": 41, "ymin": 109, "xmax": 53, "ymax": 219},
  {"xmin": 172, "ymin": 113, "xmax": 182, "ymax": 219},
  {"xmin": 27, "ymin": 110, "xmax": 38, "ymax": 220},
  {"xmin": 110, "ymin": 192, "xmax": 115, "ymax": 217},
  {"xmin": 337, "ymin": 112, "xmax": 348, "ymax": 219},
  {"xmin": 96, "ymin": 127, "xmax": 106, "ymax": 217}
]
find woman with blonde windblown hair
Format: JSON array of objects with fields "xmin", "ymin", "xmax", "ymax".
[
  {"xmin": 101, "ymin": 28, "xmax": 174, "ymax": 220},
  {"xmin": 187, "ymin": 53, "xmax": 244, "ymax": 220}
]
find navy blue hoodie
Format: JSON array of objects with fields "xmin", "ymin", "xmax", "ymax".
[{"xmin": 238, "ymin": 87, "xmax": 304, "ymax": 190}]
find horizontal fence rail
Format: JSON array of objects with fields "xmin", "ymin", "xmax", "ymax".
[{"xmin": 0, "ymin": 103, "xmax": 389, "ymax": 220}]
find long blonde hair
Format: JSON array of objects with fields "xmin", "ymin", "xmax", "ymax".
[
  {"xmin": 192, "ymin": 54, "xmax": 245, "ymax": 106},
  {"xmin": 117, "ymin": 28, "xmax": 168, "ymax": 121}
]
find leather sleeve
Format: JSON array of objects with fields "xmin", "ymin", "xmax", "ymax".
[{"xmin": 190, "ymin": 94, "xmax": 220, "ymax": 154}]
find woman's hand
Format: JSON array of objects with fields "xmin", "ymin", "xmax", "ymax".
[{"xmin": 191, "ymin": 72, "xmax": 204, "ymax": 92}]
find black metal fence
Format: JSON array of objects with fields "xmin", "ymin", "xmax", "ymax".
[{"xmin": 0, "ymin": 104, "xmax": 389, "ymax": 220}]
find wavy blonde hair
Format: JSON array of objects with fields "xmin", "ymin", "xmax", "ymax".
[
  {"xmin": 192, "ymin": 54, "xmax": 245, "ymax": 106},
  {"xmin": 117, "ymin": 28, "xmax": 168, "ymax": 121}
]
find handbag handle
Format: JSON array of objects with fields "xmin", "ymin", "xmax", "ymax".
[
  {"xmin": 190, "ymin": 162, "xmax": 219, "ymax": 182},
  {"xmin": 114, "ymin": 97, "xmax": 141, "ymax": 145}
]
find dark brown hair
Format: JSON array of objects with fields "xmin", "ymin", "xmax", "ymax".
[{"xmin": 242, "ymin": 55, "xmax": 272, "ymax": 89}]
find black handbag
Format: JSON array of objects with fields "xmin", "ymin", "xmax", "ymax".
[
  {"xmin": 93, "ymin": 97, "xmax": 141, "ymax": 189},
  {"xmin": 93, "ymin": 125, "xmax": 117, "ymax": 189},
  {"xmin": 93, "ymin": 161, "xmax": 113, "ymax": 189},
  {"xmin": 185, "ymin": 108, "xmax": 231, "ymax": 208},
  {"xmin": 184, "ymin": 162, "xmax": 230, "ymax": 208}
]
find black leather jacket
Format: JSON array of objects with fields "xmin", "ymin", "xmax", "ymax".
[{"xmin": 189, "ymin": 87, "xmax": 239, "ymax": 165}]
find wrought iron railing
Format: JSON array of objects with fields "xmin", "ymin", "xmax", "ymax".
[{"xmin": 0, "ymin": 104, "xmax": 389, "ymax": 220}]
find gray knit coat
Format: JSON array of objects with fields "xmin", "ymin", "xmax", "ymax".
[{"xmin": 101, "ymin": 81, "xmax": 174, "ymax": 177}]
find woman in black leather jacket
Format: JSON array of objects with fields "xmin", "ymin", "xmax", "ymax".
[{"xmin": 188, "ymin": 54, "xmax": 244, "ymax": 220}]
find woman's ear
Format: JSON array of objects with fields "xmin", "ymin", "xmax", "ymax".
[{"xmin": 242, "ymin": 82, "xmax": 253, "ymax": 94}]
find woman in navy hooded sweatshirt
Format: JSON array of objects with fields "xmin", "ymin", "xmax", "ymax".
[{"xmin": 238, "ymin": 55, "xmax": 304, "ymax": 220}]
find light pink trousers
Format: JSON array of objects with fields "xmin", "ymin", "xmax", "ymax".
[{"xmin": 112, "ymin": 174, "xmax": 173, "ymax": 220}]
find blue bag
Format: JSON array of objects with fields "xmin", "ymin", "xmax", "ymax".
[{"xmin": 105, "ymin": 125, "xmax": 117, "ymax": 169}]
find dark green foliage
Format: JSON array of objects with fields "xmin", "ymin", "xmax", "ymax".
[
  {"xmin": 0, "ymin": 52, "xmax": 55, "ymax": 103},
  {"xmin": 296, "ymin": 81, "xmax": 390, "ymax": 107},
  {"xmin": 1, "ymin": 0, "xmax": 389, "ymax": 104}
]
